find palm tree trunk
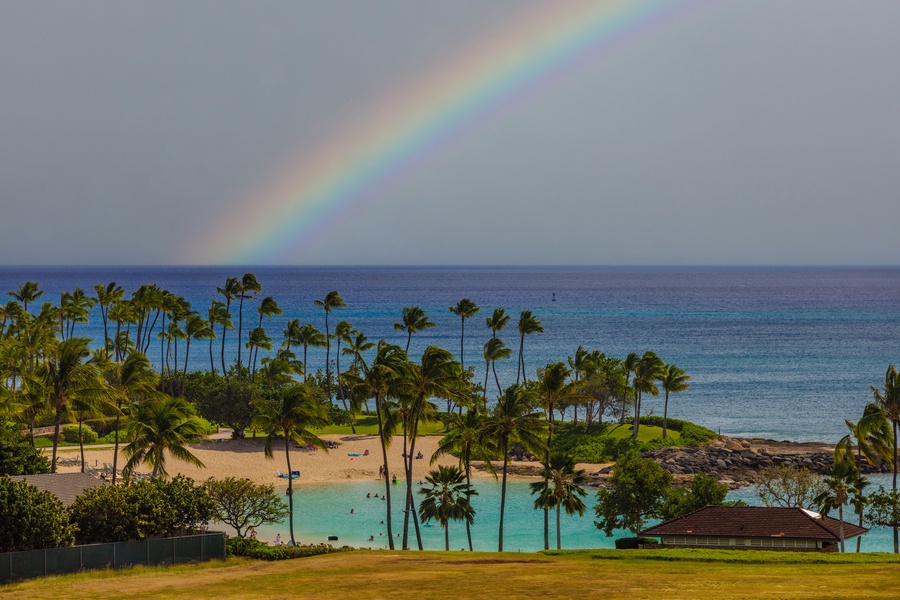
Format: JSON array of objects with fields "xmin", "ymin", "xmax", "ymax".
[
  {"xmin": 464, "ymin": 468, "xmax": 474, "ymax": 552},
  {"xmin": 516, "ymin": 335, "xmax": 524, "ymax": 385},
  {"xmin": 839, "ymin": 505, "xmax": 845, "ymax": 553},
  {"xmin": 78, "ymin": 416, "xmax": 86, "ymax": 473},
  {"xmin": 112, "ymin": 411, "xmax": 121, "ymax": 484},
  {"xmin": 662, "ymin": 391, "xmax": 670, "ymax": 438},
  {"xmin": 402, "ymin": 428, "xmax": 410, "ymax": 550},
  {"xmin": 237, "ymin": 295, "xmax": 245, "ymax": 371},
  {"xmin": 375, "ymin": 395, "xmax": 395, "ymax": 550},
  {"xmin": 51, "ymin": 411, "xmax": 62, "ymax": 473},
  {"xmin": 498, "ymin": 440, "xmax": 509, "ymax": 552},
  {"xmin": 557, "ymin": 505, "xmax": 562, "ymax": 550},
  {"xmin": 409, "ymin": 433, "xmax": 423, "ymax": 550},
  {"xmin": 893, "ymin": 421, "xmax": 898, "ymax": 553},
  {"xmin": 285, "ymin": 438, "xmax": 296, "ymax": 546},
  {"xmin": 209, "ymin": 338, "xmax": 216, "ymax": 376},
  {"xmin": 220, "ymin": 319, "xmax": 228, "ymax": 374},
  {"xmin": 324, "ymin": 312, "xmax": 331, "ymax": 398},
  {"xmin": 182, "ymin": 338, "xmax": 191, "ymax": 397},
  {"xmin": 631, "ymin": 390, "xmax": 642, "ymax": 440},
  {"xmin": 483, "ymin": 363, "xmax": 490, "ymax": 401},
  {"xmin": 493, "ymin": 361, "xmax": 502, "ymax": 395}
]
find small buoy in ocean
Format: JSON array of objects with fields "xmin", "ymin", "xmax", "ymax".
[{"xmin": 552, "ymin": 292, "xmax": 557, "ymax": 301}]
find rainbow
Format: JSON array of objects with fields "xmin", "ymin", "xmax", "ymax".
[{"xmin": 189, "ymin": 0, "xmax": 710, "ymax": 264}]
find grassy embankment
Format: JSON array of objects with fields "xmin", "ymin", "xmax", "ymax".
[{"xmin": 2, "ymin": 549, "xmax": 899, "ymax": 599}]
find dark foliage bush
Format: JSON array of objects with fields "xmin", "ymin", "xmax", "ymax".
[
  {"xmin": 226, "ymin": 536, "xmax": 349, "ymax": 560},
  {"xmin": 0, "ymin": 425, "xmax": 50, "ymax": 476},
  {"xmin": 0, "ymin": 477, "xmax": 75, "ymax": 552},
  {"xmin": 62, "ymin": 423, "xmax": 98, "ymax": 444}
]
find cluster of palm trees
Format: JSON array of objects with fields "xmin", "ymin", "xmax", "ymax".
[
  {"xmin": 827, "ymin": 364, "xmax": 900, "ymax": 553},
  {"xmin": 1, "ymin": 278, "xmax": 699, "ymax": 552},
  {"xmin": 0, "ymin": 282, "xmax": 207, "ymax": 482}
]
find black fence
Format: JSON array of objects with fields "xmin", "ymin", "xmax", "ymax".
[{"xmin": 0, "ymin": 532, "xmax": 226, "ymax": 583}]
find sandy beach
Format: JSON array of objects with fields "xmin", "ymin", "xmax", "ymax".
[{"xmin": 56, "ymin": 433, "xmax": 482, "ymax": 486}]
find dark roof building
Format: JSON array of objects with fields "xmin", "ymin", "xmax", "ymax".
[
  {"xmin": 9, "ymin": 473, "xmax": 107, "ymax": 507},
  {"xmin": 641, "ymin": 506, "xmax": 868, "ymax": 552}
]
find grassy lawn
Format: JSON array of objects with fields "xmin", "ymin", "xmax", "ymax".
[
  {"xmin": 312, "ymin": 415, "xmax": 445, "ymax": 436},
  {"xmin": 603, "ymin": 423, "xmax": 680, "ymax": 442},
  {"xmin": 3, "ymin": 549, "xmax": 899, "ymax": 599}
]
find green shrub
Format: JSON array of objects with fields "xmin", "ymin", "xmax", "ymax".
[
  {"xmin": 69, "ymin": 475, "xmax": 213, "ymax": 543},
  {"xmin": 0, "ymin": 425, "xmax": 51, "ymax": 475},
  {"xmin": 61, "ymin": 423, "xmax": 98, "ymax": 444},
  {"xmin": 0, "ymin": 477, "xmax": 75, "ymax": 552},
  {"xmin": 225, "ymin": 536, "xmax": 349, "ymax": 560}
]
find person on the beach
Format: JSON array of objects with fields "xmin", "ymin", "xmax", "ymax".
[
  {"xmin": 250, "ymin": 527, "xmax": 257, "ymax": 540},
  {"xmin": 274, "ymin": 533, "xmax": 282, "ymax": 545}
]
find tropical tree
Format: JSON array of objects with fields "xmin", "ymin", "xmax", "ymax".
[
  {"xmin": 295, "ymin": 324, "xmax": 327, "ymax": 382},
  {"xmin": 235, "ymin": 273, "xmax": 262, "ymax": 372},
  {"xmin": 529, "ymin": 453, "xmax": 587, "ymax": 550},
  {"xmin": 479, "ymin": 384, "xmax": 547, "ymax": 551},
  {"xmin": 282, "ymin": 319, "xmax": 303, "ymax": 353},
  {"xmin": 182, "ymin": 315, "xmax": 214, "ymax": 394},
  {"xmin": 515, "ymin": 310, "xmax": 543, "ymax": 385},
  {"xmin": 393, "ymin": 306, "xmax": 435, "ymax": 353},
  {"xmin": 594, "ymin": 450, "xmax": 672, "ymax": 537},
  {"xmin": 104, "ymin": 352, "xmax": 160, "ymax": 483},
  {"xmin": 860, "ymin": 364, "xmax": 900, "ymax": 552},
  {"xmin": 432, "ymin": 407, "xmax": 488, "ymax": 551},
  {"xmin": 252, "ymin": 382, "xmax": 329, "ymax": 547},
  {"xmin": 346, "ymin": 341, "xmax": 407, "ymax": 549},
  {"xmin": 8, "ymin": 281, "xmax": 43, "ymax": 314},
  {"xmin": 333, "ymin": 320, "xmax": 354, "ymax": 414},
  {"xmin": 485, "ymin": 308, "xmax": 510, "ymax": 339},
  {"xmin": 482, "ymin": 337, "xmax": 512, "ymax": 400},
  {"xmin": 93, "ymin": 283, "xmax": 125, "ymax": 359},
  {"xmin": 26, "ymin": 337, "xmax": 109, "ymax": 472},
  {"xmin": 620, "ymin": 352, "xmax": 640, "ymax": 425},
  {"xmin": 418, "ymin": 465, "xmax": 476, "ymax": 551},
  {"xmin": 122, "ymin": 395, "xmax": 206, "ymax": 479},
  {"xmin": 216, "ymin": 277, "xmax": 240, "ymax": 373},
  {"xmin": 449, "ymin": 298, "xmax": 480, "ymax": 371},
  {"xmin": 314, "ymin": 290, "xmax": 346, "ymax": 398},
  {"xmin": 399, "ymin": 346, "xmax": 463, "ymax": 550},
  {"xmin": 631, "ymin": 351, "xmax": 665, "ymax": 440},
  {"xmin": 206, "ymin": 300, "xmax": 230, "ymax": 375},
  {"xmin": 814, "ymin": 461, "xmax": 868, "ymax": 552},
  {"xmin": 659, "ymin": 363, "xmax": 690, "ymax": 438}
]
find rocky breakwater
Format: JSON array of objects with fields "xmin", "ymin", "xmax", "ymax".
[{"xmin": 624, "ymin": 437, "xmax": 887, "ymax": 489}]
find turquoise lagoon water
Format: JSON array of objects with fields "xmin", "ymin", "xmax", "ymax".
[{"xmin": 254, "ymin": 475, "xmax": 899, "ymax": 553}]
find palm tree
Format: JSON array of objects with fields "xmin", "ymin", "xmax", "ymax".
[
  {"xmin": 529, "ymin": 453, "xmax": 588, "ymax": 550},
  {"xmin": 347, "ymin": 341, "xmax": 407, "ymax": 550},
  {"xmin": 620, "ymin": 352, "xmax": 640, "ymax": 425},
  {"xmin": 631, "ymin": 351, "xmax": 665, "ymax": 440},
  {"xmin": 314, "ymin": 290, "xmax": 346, "ymax": 398},
  {"xmin": 282, "ymin": 319, "xmax": 303, "ymax": 353},
  {"xmin": 432, "ymin": 407, "xmax": 488, "ymax": 550},
  {"xmin": 216, "ymin": 277, "xmax": 240, "ymax": 373},
  {"xmin": 333, "ymin": 320, "xmax": 354, "ymax": 413},
  {"xmin": 235, "ymin": 273, "xmax": 262, "ymax": 372},
  {"xmin": 206, "ymin": 300, "xmax": 229, "ymax": 375},
  {"xmin": 482, "ymin": 338, "xmax": 512, "ymax": 399},
  {"xmin": 8, "ymin": 281, "xmax": 43, "ymax": 314},
  {"xmin": 252, "ymin": 382, "xmax": 330, "ymax": 546},
  {"xmin": 104, "ymin": 352, "xmax": 160, "ymax": 483},
  {"xmin": 659, "ymin": 364, "xmax": 690, "ymax": 438},
  {"xmin": 296, "ymin": 324, "xmax": 327, "ymax": 382},
  {"xmin": 122, "ymin": 395, "xmax": 206, "ymax": 478},
  {"xmin": 479, "ymin": 384, "xmax": 547, "ymax": 552},
  {"xmin": 400, "ymin": 346, "xmax": 463, "ymax": 550},
  {"xmin": 515, "ymin": 310, "xmax": 543, "ymax": 385},
  {"xmin": 449, "ymin": 298, "xmax": 480, "ymax": 371},
  {"xmin": 860, "ymin": 364, "xmax": 900, "ymax": 552},
  {"xmin": 393, "ymin": 306, "xmax": 435, "ymax": 353},
  {"xmin": 485, "ymin": 308, "xmax": 510, "ymax": 339},
  {"xmin": 182, "ymin": 314, "xmax": 214, "ymax": 394},
  {"xmin": 814, "ymin": 461, "xmax": 867, "ymax": 553},
  {"xmin": 94, "ymin": 282, "xmax": 125, "ymax": 359},
  {"xmin": 343, "ymin": 330, "xmax": 375, "ymax": 374},
  {"xmin": 27, "ymin": 337, "xmax": 108, "ymax": 472},
  {"xmin": 535, "ymin": 361, "xmax": 580, "ymax": 549},
  {"xmin": 418, "ymin": 465, "xmax": 476, "ymax": 551}
]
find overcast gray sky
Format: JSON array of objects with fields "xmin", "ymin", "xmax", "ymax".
[{"xmin": 1, "ymin": 0, "xmax": 898, "ymax": 266}]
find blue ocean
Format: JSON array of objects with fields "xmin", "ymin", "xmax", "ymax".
[{"xmin": 3, "ymin": 265, "xmax": 898, "ymax": 442}]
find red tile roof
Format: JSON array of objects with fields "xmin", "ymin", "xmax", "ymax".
[{"xmin": 642, "ymin": 506, "xmax": 868, "ymax": 541}]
